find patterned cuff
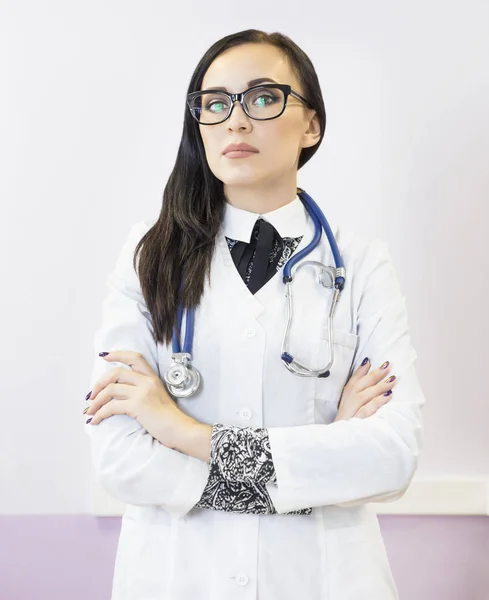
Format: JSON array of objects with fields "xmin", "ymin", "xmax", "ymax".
[
  {"xmin": 195, "ymin": 423, "xmax": 312, "ymax": 516},
  {"xmin": 209, "ymin": 423, "xmax": 276, "ymax": 485},
  {"xmin": 195, "ymin": 471, "xmax": 277, "ymax": 514}
]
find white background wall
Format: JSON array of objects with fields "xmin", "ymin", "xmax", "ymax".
[{"xmin": 1, "ymin": 0, "xmax": 487, "ymax": 514}]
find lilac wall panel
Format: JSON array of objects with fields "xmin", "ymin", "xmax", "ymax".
[
  {"xmin": 0, "ymin": 516, "xmax": 120, "ymax": 600},
  {"xmin": 0, "ymin": 516, "xmax": 488, "ymax": 599},
  {"xmin": 381, "ymin": 516, "xmax": 489, "ymax": 599}
]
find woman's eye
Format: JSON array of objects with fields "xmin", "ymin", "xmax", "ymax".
[
  {"xmin": 253, "ymin": 94, "xmax": 277, "ymax": 107},
  {"xmin": 205, "ymin": 100, "xmax": 228, "ymax": 113}
]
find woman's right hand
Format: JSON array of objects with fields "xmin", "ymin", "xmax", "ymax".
[{"xmin": 334, "ymin": 359, "xmax": 396, "ymax": 422}]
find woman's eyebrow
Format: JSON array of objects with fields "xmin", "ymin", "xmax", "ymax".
[{"xmin": 202, "ymin": 77, "xmax": 279, "ymax": 92}]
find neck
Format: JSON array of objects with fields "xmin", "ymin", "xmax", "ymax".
[{"xmin": 223, "ymin": 178, "xmax": 298, "ymax": 214}]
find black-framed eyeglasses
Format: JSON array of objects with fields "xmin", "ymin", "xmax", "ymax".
[{"xmin": 186, "ymin": 83, "xmax": 310, "ymax": 125}]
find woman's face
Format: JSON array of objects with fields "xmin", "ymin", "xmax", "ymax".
[{"xmin": 198, "ymin": 43, "xmax": 320, "ymax": 193}]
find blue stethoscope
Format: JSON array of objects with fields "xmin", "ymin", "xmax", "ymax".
[{"xmin": 163, "ymin": 188, "xmax": 346, "ymax": 399}]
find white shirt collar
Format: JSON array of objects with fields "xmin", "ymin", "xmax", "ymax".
[{"xmin": 222, "ymin": 194, "xmax": 308, "ymax": 242}]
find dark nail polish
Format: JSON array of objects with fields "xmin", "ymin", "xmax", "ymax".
[
  {"xmin": 381, "ymin": 361, "xmax": 390, "ymax": 370},
  {"xmin": 85, "ymin": 391, "xmax": 92, "ymax": 401},
  {"xmin": 383, "ymin": 390, "xmax": 392, "ymax": 396},
  {"xmin": 99, "ymin": 352, "xmax": 109, "ymax": 357},
  {"xmin": 86, "ymin": 418, "xmax": 92, "ymax": 424},
  {"xmin": 386, "ymin": 376, "xmax": 396, "ymax": 383},
  {"xmin": 361, "ymin": 357, "xmax": 369, "ymax": 367}
]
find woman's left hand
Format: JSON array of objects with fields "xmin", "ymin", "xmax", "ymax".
[{"xmin": 85, "ymin": 350, "xmax": 198, "ymax": 448}]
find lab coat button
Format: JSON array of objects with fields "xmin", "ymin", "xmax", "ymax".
[
  {"xmin": 236, "ymin": 573, "xmax": 249, "ymax": 586},
  {"xmin": 243, "ymin": 327, "xmax": 256, "ymax": 338},
  {"xmin": 239, "ymin": 408, "xmax": 253, "ymax": 421}
]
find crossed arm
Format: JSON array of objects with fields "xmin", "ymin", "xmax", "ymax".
[{"xmin": 85, "ymin": 222, "xmax": 426, "ymax": 518}]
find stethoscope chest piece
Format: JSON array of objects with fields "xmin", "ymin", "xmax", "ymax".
[{"xmin": 164, "ymin": 353, "xmax": 201, "ymax": 398}]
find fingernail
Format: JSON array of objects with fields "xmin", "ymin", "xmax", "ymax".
[
  {"xmin": 99, "ymin": 352, "xmax": 109, "ymax": 357},
  {"xmin": 361, "ymin": 357, "xmax": 369, "ymax": 367},
  {"xmin": 86, "ymin": 418, "xmax": 93, "ymax": 424},
  {"xmin": 83, "ymin": 406, "xmax": 90, "ymax": 414},
  {"xmin": 85, "ymin": 390, "xmax": 92, "ymax": 401},
  {"xmin": 386, "ymin": 375, "xmax": 396, "ymax": 383},
  {"xmin": 383, "ymin": 390, "xmax": 393, "ymax": 396},
  {"xmin": 381, "ymin": 361, "xmax": 390, "ymax": 370}
]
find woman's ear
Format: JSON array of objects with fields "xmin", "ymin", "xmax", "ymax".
[{"xmin": 302, "ymin": 110, "xmax": 322, "ymax": 148}]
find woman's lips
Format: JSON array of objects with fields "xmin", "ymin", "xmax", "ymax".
[{"xmin": 224, "ymin": 150, "xmax": 259, "ymax": 158}]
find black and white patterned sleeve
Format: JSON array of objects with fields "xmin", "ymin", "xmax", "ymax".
[
  {"xmin": 208, "ymin": 423, "xmax": 277, "ymax": 484},
  {"xmin": 195, "ymin": 424, "xmax": 312, "ymax": 515}
]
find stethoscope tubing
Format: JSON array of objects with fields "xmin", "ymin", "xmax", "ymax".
[{"xmin": 166, "ymin": 189, "xmax": 346, "ymax": 395}]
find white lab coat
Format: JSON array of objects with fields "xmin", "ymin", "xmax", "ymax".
[{"xmin": 85, "ymin": 196, "xmax": 426, "ymax": 600}]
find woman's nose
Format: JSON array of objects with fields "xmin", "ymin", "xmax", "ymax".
[{"xmin": 226, "ymin": 101, "xmax": 252, "ymax": 130}]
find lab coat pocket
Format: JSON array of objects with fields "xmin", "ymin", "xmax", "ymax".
[
  {"xmin": 313, "ymin": 326, "xmax": 359, "ymax": 423},
  {"xmin": 121, "ymin": 516, "xmax": 171, "ymax": 598},
  {"xmin": 326, "ymin": 521, "xmax": 399, "ymax": 599}
]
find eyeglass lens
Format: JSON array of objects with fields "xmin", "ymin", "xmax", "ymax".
[{"xmin": 188, "ymin": 86, "xmax": 286, "ymax": 124}]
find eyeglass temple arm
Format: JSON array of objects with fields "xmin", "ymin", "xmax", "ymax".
[{"xmin": 290, "ymin": 90, "xmax": 310, "ymax": 106}]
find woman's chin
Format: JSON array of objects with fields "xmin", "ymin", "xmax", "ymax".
[{"xmin": 219, "ymin": 170, "xmax": 266, "ymax": 188}]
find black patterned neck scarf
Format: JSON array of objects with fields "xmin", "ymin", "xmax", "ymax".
[{"xmin": 229, "ymin": 218, "xmax": 285, "ymax": 294}]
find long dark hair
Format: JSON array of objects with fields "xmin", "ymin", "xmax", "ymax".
[{"xmin": 134, "ymin": 29, "xmax": 327, "ymax": 346}]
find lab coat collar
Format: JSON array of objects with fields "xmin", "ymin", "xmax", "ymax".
[{"xmin": 222, "ymin": 194, "xmax": 308, "ymax": 242}]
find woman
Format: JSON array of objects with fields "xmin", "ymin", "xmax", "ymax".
[{"xmin": 84, "ymin": 29, "xmax": 426, "ymax": 600}]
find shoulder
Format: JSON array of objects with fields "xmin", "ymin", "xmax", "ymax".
[
  {"xmin": 333, "ymin": 222, "xmax": 389, "ymax": 267},
  {"xmin": 125, "ymin": 219, "xmax": 156, "ymax": 245},
  {"xmin": 331, "ymin": 222, "xmax": 398, "ymax": 294},
  {"xmin": 119, "ymin": 219, "xmax": 156, "ymax": 257},
  {"xmin": 112, "ymin": 219, "xmax": 156, "ymax": 286},
  {"xmin": 332, "ymin": 223, "xmax": 403, "ymax": 308}
]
